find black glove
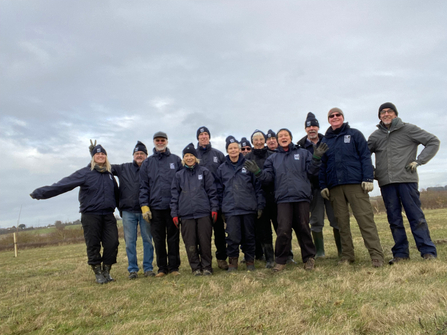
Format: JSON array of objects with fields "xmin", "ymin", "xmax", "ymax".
[
  {"xmin": 244, "ymin": 160, "xmax": 261, "ymax": 175},
  {"xmin": 313, "ymin": 142, "xmax": 329, "ymax": 160}
]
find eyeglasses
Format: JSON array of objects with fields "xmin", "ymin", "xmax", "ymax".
[
  {"xmin": 379, "ymin": 110, "xmax": 395, "ymax": 115},
  {"xmin": 155, "ymin": 139, "xmax": 166, "ymax": 143},
  {"xmin": 329, "ymin": 113, "xmax": 342, "ymax": 118},
  {"xmin": 241, "ymin": 147, "xmax": 252, "ymax": 151}
]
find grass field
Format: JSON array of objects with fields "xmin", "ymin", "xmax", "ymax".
[{"xmin": 1, "ymin": 209, "xmax": 447, "ymax": 334}]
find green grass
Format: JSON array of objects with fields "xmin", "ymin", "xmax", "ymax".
[{"xmin": 1, "ymin": 209, "xmax": 447, "ymax": 334}]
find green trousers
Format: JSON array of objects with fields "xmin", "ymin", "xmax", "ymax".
[{"xmin": 330, "ymin": 184, "xmax": 384, "ymax": 262}]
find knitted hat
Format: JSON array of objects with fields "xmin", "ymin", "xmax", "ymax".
[
  {"xmin": 305, "ymin": 112, "xmax": 319, "ymax": 128},
  {"xmin": 277, "ymin": 128, "xmax": 293, "ymax": 141},
  {"xmin": 196, "ymin": 126, "xmax": 211, "ymax": 140},
  {"xmin": 251, "ymin": 129, "xmax": 266, "ymax": 143},
  {"xmin": 266, "ymin": 129, "xmax": 276, "ymax": 139},
  {"xmin": 328, "ymin": 107, "xmax": 344, "ymax": 119},
  {"xmin": 182, "ymin": 142, "xmax": 198, "ymax": 157},
  {"xmin": 378, "ymin": 102, "xmax": 398, "ymax": 119},
  {"xmin": 240, "ymin": 137, "xmax": 252, "ymax": 148},
  {"xmin": 91, "ymin": 144, "xmax": 107, "ymax": 157},
  {"xmin": 153, "ymin": 131, "xmax": 168, "ymax": 139},
  {"xmin": 225, "ymin": 135, "xmax": 239, "ymax": 150},
  {"xmin": 133, "ymin": 141, "xmax": 148, "ymax": 155}
]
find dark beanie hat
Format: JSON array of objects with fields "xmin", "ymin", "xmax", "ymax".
[
  {"xmin": 182, "ymin": 142, "xmax": 197, "ymax": 157},
  {"xmin": 240, "ymin": 137, "xmax": 252, "ymax": 148},
  {"xmin": 266, "ymin": 129, "xmax": 276, "ymax": 139},
  {"xmin": 225, "ymin": 135, "xmax": 239, "ymax": 150},
  {"xmin": 91, "ymin": 144, "xmax": 107, "ymax": 157},
  {"xmin": 133, "ymin": 141, "xmax": 148, "ymax": 155},
  {"xmin": 196, "ymin": 126, "xmax": 211, "ymax": 140},
  {"xmin": 305, "ymin": 112, "xmax": 319, "ymax": 128},
  {"xmin": 277, "ymin": 128, "xmax": 293, "ymax": 141},
  {"xmin": 378, "ymin": 102, "xmax": 398, "ymax": 119},
  {"xmin": 153, "ymin": 131, "xmax": 168, "ymax": 139},
  {"xmin": 251, "ymin": 129, "xmax": 266, "ymax": 143}
]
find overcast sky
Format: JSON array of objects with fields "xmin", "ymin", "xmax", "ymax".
[{"xmin": 1, "ymin": 0, "xmax": 446, "ymax": 229}]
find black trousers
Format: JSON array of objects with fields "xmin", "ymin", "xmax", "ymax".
[
  {"xmin": 226, "ymin": 214, "xmax": 256, "ymax": 262},
  {"xmin": 81, "ymin": 213, "xmax": 119, "ymax": 265},
  {"xmin": 181, "ymin": 216, "xmax": 213, "ymax": 272},
  {"xmin": 276, "ymin": 202, "xmax": 315, "ymax": 264},
  {"xmin": 151, "ymin": 209, "xmax": 180, "ymax": 274},
  {"xmin": 213, "ymin": 210, "xmax": 228, "ymax": 261}
]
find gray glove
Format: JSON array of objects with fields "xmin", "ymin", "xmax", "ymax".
[
  {"xmin": 89, "ymin": 139, "xmax": 97, "ymax": 153},
  {"xmin": 405, "ymin": 161, "xmax": 419, "ymax": 173},
  {"xmin": 257, "ymin": 209, "xmax": 263, "ymax": 219},
  {"xmin": 321, "ymin": 188, "xmax": 330, "ymax": 200},
  {"xmin": 361, "ymin": 181, "xmax": 374, "ymax": 193},
  {"xmin": 244, "ymin": 160, "xmax": 261, "ymax": 175},
  {"xmin": 313, "ymin": 142, "xmax": 329, "ymax": 160}
]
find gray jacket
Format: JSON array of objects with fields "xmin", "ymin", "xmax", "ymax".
[{"xmin": 368, "ymin": 117, "xmax": 440, "ymax": 187}]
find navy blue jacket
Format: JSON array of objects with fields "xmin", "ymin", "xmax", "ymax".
[
  {"xmin": 257, "ymin": 143, "xmax": 319, "ymax": 204},
  {"xmin": 296, "ymin": 133, "xmax": 324, "ymax": 189},
  {"xmin": 170, "ymin": 164, "xmax": 219, "ymax": 220},
  {"xmin": 319, "ymin": 123, "xmax": 374, "ymax": 190},
  {"xmin": 216, "ymin": 154, "xmax": 265, "ymax": 216},
  {"xmin": 245, "ymin": 147, "xmax": 276, "ymax": 203},
  {"xmin": 139, "ymin": 148, "xmax": 182, "ymax": 210},
  {"xmin": 196, "ymin": 143, "xmax": 225, "ymax": 181},
  {"xmin": 30, "ymin": 165, "xmax": 118, "ymax": 214},
  {"xmin": 112, "ymin": 161, "xmax": 142, "ymax": 213}
]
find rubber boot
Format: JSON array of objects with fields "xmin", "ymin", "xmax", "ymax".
[
  {"xmin": 91, "ymin": 264, "xmax": 107, "ymax": 284},
  {"xmin": 312, "ymin": 231, "xmax": 325, "ymax": 258},
  {"xmin": 333, "ymin": 228, "xmax": 342, "ymax": 257},
  {"xmin": 228, "ymin": 257, "xmax": 238, "ymax": 272},
  {"xmin": 102, "ymin": 264, "xmax": 115, "ymax": 282},
  {"xmin": 264, "ymin": 244, "xmax": 275, "ymax": 269}
]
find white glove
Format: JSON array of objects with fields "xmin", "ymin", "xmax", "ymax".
[
  {"xmin": 321, "ymin": 188, "xmax": 330, "ymax": 200},
  {"xmin": 361, "ymin": 182, "xmax": 374, "ymax": 193}
]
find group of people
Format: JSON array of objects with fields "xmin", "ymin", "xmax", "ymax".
[{"xmin": 30, "ymin": 102, "xmax": 440, "ymax": 284}]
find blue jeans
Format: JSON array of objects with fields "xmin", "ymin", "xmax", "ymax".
[
  {"xmin": 122, "ymin": 211, "xmax": 154, "ymax": 273},
  {"xmin": 381, "ymin": 183, "xmax": 437, "ymax": 258}
]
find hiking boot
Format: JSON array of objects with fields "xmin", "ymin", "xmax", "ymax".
[
  {"xmin": 91, "ymin": 264, "xmax": 107, "ymax": 284},
  {"xmin": 273, "ymin": 263, "xmax": 286, "ymax": 272},
  {"xmin": 286, "ymin": 257, "xmax": 296, "ymax": 265},
  {"xmin": 372, "ymin": 259, "xmax": 383, "ymax": 268},
  {"xmin": 193, "ymin": 269, "xmax": 202, "ymax": 276},
  {"xmin": 155, "ymin": 272, "xmax": 166, "ymax": 278},
  {"xmin": 128, "ymin": 271, "xmax": 138, "ymax": 280},
  {"xmin": 171, "ymin": 271, "xmax": 181, "ymax": 276},
  {"xmin": 388, "ymin": 257, "xmax": 410, "ymax": 265},
  {"xmin": 203, "ymin": 269, "xmax": 213, "ymax": 276},
  {"xmin": 102, "ymin": 264, "xmax": 115, "ymax": 282},
  {"xmin": 228, "ymin": 257, "xmax": 238, "ymax": 272},
  {"xmin": 246, "ymin": 261, "xmax": 255, "ymax": 272},
  {"xmin": 304, "ymin": 257, "xmax": 315, "ymax": 271},
  {"xmin": 423, "ymin": 253, "xmax": 436, "ymax": 260},
  {"xmin": 144, "ymin": 270, "xmax": 155, "ymax": 277},
  {"xmin": 217, "ymin": 259, "xmax": 229, "ymax": 270},
  {"xmin": 312, "ymin": 231, "xmax": 325, "ymax": 258},
  {"xmin": 264, "ymin": 244, "xmax": 275, "ymax": 269},
  {"xmin": 265, "ymin": 260, "xmax": 275, "ymax": 269}
]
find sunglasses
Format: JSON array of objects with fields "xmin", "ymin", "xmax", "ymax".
[
  {"xmin": 241, "ymin": 147, "xmax": 252, "ymax": 151},
  {"xmin": 329, "ymin": 113, "xmax": 342, "ymax": 118},
  {"xmin": 155, "ymin": 139, "xmax": 166, "ymax": 143}
]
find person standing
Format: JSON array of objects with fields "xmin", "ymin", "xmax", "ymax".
[
  {"xmin": 195, "ymin": 126, "xmax": 229, "ymax": 270},
  {"xmin": 368, "ymin": 102, "xmax": 440, "ymax": 264},
  {"xmin": 297, "ymin": 113, "xmax": 341, "ymax": 258},
  {"xmin": 171, "ymin": 143, "xmax": 218, "ymax": 275},
  {"xmin": 245, "ymin": 129, "xmax": 275, "ymax": 268},
  {"xmin": 112, "ymin": 141, "xmax": 155, "ymax": 279},
  {"xmin": 139, "ymin": 131, "xmax": 182, "ymax": 277},
  {"xmin": 216, "ymin": 136, "xmax": 265, "ymax": 272},
  {"xmin": 245, "ymin": 128, "xmax": 327, "ymax": 271},
  {"xmin": 320, "ymin": 108, "xmax": 384, "ymax": 267},
  {"xmin": 240, "ymin": 137, "xmax": 253, "ymax": 156},
  {"xmin": 30, "ymin": 143, "xmax": 119, "ymax": 284},
  {"xmin": 266, "ymin": 129, "xmax": 278, "ymax": 151}
]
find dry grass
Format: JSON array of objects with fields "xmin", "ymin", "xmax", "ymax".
[{"xmin": 1, "ymin": 209, "xmax": 447, "ymax": 334}]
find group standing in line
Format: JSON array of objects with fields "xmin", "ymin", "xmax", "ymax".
[{"xmin": 30, "ymin": 102, "xmax": 440, "ymax": 283}]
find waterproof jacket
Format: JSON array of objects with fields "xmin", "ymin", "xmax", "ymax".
[
  {"xmin": 320, "ymin": 123, "xmax": 374, "ymax": 190},
  {"xmin": 368, "ymin": 117, "xmax": 440, "ymax": 187},
  {"xmin": 245, "ymin": 147, "xmax": 276, "ymax": 203},
  {"xmin": 196, "ymin": 143, "xmax": 225, "ymax": 181},
  {"xmin": 112, "ymin": 161, "xmax": 142, "ymax": 213},
  {"xmin": 216, "ymin": 154, "xmax": 265, "ymax": 216},
  {"xmin": 170, "ymin": 164, "xmax": 219, "ymax": 220},
  {"xmin": 30, "ymin": 165, "xmax": 119, "ymax": 214},
  {"xmin": 257, "ymin": 143, "xmax": 320, "ymax": 204},
  {"xmin": 297, "ymin": 133, "xmax": 324, "ymax": 189},
  {"xmin": 139, "ymin": 148, "xmax": 182, "ymax": 210}
]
